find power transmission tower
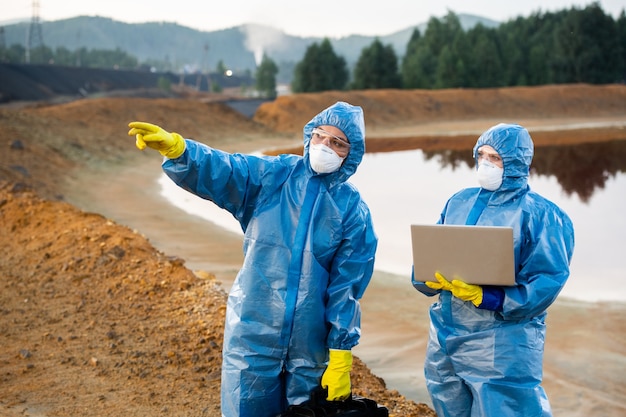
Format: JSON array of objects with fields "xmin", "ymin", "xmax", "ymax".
[{"xmin": 25, "ymin": 0, "xmax": 44, "ymax": 63}]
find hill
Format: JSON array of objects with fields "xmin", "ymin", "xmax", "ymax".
[
  {"xmin": 1, "ymin": 84, "xmax": 625, "ymax": 416},
  {"xmin": 1, "ymin": 14, "xmax": 499, "ymax": 82}
]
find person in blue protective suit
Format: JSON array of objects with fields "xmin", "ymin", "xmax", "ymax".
[
  {"xmin": 411, "ymin": 123, "xmax": 575, "ymax": 417},
  {"xmin": 127, "ymin": 101, "xmax": 377, "ymax": 417}
]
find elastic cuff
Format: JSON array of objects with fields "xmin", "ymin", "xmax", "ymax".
[{"xmin": 478, "ymin": 286, "xmax": 505, "ymax": 311}]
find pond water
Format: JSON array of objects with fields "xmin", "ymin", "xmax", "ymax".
[{"xmin": 159, "ymin": 139, "xmax": 626, "ymax": 302}]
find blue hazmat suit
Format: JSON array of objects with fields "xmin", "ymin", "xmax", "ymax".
[
  {"xmin": 412, "ymin": 123, "xmax": 575, "ymax": 417},
  {"xmin": 162, "ymin": 102, "xmax": 377, "ymax": 417}
]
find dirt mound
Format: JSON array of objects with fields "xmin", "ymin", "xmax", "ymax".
[
  {"xmin": 254, "ymin": 84, "xmax": 626, "ymax": 156},
  {"xmin": 254, "ymin": 84, "xmax": 626, "ymax": 134},
  {"xmin": 0, "ymin": 184, "xmax": 226, "ymax": 416}
]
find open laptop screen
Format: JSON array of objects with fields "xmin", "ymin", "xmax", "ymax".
[{"xmin": 411, "ymin": 224, "xmax": 516, "ymax": 286}]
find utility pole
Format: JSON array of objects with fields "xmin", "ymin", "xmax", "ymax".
[
  {"xmin": 0, "ymin": 27, "xmax": 6, "ymax": 62},
  {"xmin": 75, "ymin": 28, "xmax": 81, "ymax": 66},
  {"xmin": 204, "ymin": 43, "xmax": 212, "ymax": 92},
  {"xmin": 25, "ymin": 0, "xmax": 44, "ymax": 63},
  {"xmin": 196, "ymin": 42, "xmax": 210, "ymax": 91}
]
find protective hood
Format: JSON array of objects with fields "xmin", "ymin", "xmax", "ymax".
[
  {"xmin": 473, "ymin": 123, "xmax": 533, "ymax": 194},
  {"xmin": 303, "ymin": 101, "xmax": 366, "ymax": 184}
]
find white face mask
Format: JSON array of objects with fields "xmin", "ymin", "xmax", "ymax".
[
  {"xmin": 309, "ymin": 143, "xmax": 345, "ymax": 174},
  {"xmin": 476, "ymin": 160, "xmax": 504, "ymax": 191}
]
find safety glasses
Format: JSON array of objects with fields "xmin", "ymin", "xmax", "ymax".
[{"xmin": 311, "ymin": 128, "xmax": 351, "ymax": 157}]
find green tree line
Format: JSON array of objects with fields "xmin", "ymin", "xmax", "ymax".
[
  {"xmin": 0, "ymin": 44, "xmax": 138, "ymax": 69},
  {"xmin": 293, "ymin": 3, "xmax": 626, "ymax": 92}
]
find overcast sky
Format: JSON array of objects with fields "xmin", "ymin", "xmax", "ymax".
[{"xmin": 2, "ymin": 0, "xmax": 624, "ymax": 38}]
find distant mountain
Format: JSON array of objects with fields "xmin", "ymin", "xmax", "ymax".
[{"xmin": 1, "ymin": 14, "xmax": 499, "ymax": 83}]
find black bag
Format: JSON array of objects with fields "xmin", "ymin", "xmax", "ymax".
[{"xmin": 279, "ymin": 386, "xmax": 389, "ymax": 417}]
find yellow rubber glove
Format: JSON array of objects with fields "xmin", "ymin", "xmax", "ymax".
[
  {"xmin": 321, "ymin": 349, "xmax": 352, "ymax": 401},
  {"xmin": 425, "ymin": 272, "xmax": 483, "ymax": 307},
  {"xmin": 127, "ymin": 121, "xmax": 186, "ymax": 159}
]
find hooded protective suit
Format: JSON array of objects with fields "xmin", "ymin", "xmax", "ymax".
[
  {"xmin": 413, "ymin": 123, "xmax": 574, "ymax": 417},
  {"xmin": 162, "ymin": 102, "xmax": 377, "ymax": 417}
]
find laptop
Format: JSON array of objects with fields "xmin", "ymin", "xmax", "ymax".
[{"xmin": 411, "ymin": 224, "xmax": 516, "ymax": 286}]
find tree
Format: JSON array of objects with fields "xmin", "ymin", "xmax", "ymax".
[
  {"xmin": 292, "ymin": 39, "xmax": 348, "ymax": 93},
  {"xmin": 75, "ymin": 47, "xmax": 137, "ymax": 69},
  {"xmin": 28, "ymin": 45, "xmax": 54, "ymax": 65},
  {"xmin": 401, "ymin": 29, "xmax": 424, "ymax": 88},
  {"xmin": 429, "ymin": 12, "xmax": 465, "ymax": 88},
  {"xmin": 53, "ymin": 46, "xmax": 75, "ymax": 66},
  {"xmin": 216, "ymin": 60, "xmax": 227, "ymax": 74},
  {"xmin": 401, "ymin": 12, "xmax": 464, "ymax": 89},
  {"xmin": 553, "ymin": 3, "xmax": 621, "ymax": 83},
  {"xmin": 435, "ymin": 44, "xmax": 464, "ymax": 88},
  {"xmin": 617, "ymin": 11, "xmax": 626, "ymax": 83},
  {"xmin": 497, "ymin": 17, "xmax": 529, "ymax": 85},
  {"xmin": 1, "ymin": 44, "xmax": 26, "ymax": 63},
  {"xmin": 255, "ymin": 53, "xmax": 279, "ymax": 99},
  {"xmin": 401, "ymin": 28, "xmax": 440, "ymax": 89},
  {"xmin": 352, "ymin": 38, "xmax": 402, "ymax": 90},
  {"xmin": 462, "ymin": 24, "xmax": 504, "ymax": 87}
]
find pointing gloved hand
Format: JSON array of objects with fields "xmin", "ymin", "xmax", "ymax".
[
  {"xmin": 321, "ymin": 349, "xmax": 352, "ymax": 401},
  {"xmin": 425, "ymin": 272, "xmax": 483, "ymax": 307},
  {"xmin": 127, "ymin": 121, "xmax": 186, "ymax": 159}
]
